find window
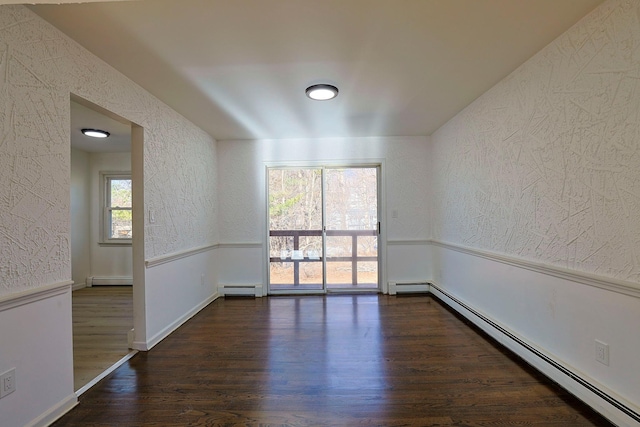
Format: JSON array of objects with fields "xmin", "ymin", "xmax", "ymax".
[{"xmin": 101, "ymin": 172, "xmax": 132, "ymax": 244}]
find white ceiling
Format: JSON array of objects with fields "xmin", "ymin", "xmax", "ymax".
[
  {"xmin": 30, "ymin": 0, "xmax": 604, "ymax": 141},
  {"xmin": 71, "ymin": 101, "xmax": 131, "ymax": 153}
]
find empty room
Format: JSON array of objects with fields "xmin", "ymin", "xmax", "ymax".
[{"xmin": 0, "ymin": 1, "xmax": 638, "ymax": 426}]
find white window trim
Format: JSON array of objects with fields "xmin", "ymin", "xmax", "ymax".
[{"xmin": 99, "ymin": 171, "xmax": 132, "ymax": 246}]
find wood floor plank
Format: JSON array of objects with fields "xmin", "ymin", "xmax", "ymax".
[
  {"xmin": 56, "ymin": 295, "xmax": 614, "ymax": 426},
  {"xmin": 72, "ymin": 286, "xmax": 133, "ymax": 391}
]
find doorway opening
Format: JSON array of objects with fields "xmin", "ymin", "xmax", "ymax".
[
  {"xmin": 69, "ymin": 97, "xmax": 140, "ymax": 394},
  {"xmin": 268, "ymin": 166, "xmax": 380, "ymax": 294}
]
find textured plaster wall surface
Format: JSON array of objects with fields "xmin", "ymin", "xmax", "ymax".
[
  {"xmin": 70, "ymin": 148, "xmax": 90, "ymax": 286},
  {"xmin": 431, "ymin": 0, "xmax": 640, "ymax": 284},
  {"xmin": 217, "ymin": 137, "xmax": 430, "ymax": 243},
  {"xmin": 0, "ymin": 5, "xmax": 217, "ymax": 295}
]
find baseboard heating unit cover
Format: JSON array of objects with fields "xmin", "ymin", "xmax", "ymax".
[
  {"xmin": 218, "ymin": 284, "xmax": 263, "ymax": 297},
  {"xmin": 388, "ymin": 282, "xmax": 430, "ymax": 295}
]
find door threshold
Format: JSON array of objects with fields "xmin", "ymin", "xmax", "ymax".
[
  {"xmin": 269, "ymin": 290, "xmax": 326, "ymax": 296},
  {"xmin": 326, "ymin": 288, "xmax": 380, "ymax": 294},
  {"xmin": 268, "ymin": 289, "xmax": 380, "ymax": 296},
  {"xmin": 75, "ymin": 350, "xmax": 138, "ymax": 397}
]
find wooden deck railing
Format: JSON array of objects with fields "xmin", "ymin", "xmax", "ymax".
[{"xmin": 269, "ymin": 229, "xmax": 377, "ymax": 286}]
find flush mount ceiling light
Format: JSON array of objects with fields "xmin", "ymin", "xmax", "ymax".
[
  {"xmin": 81, "ymin": 128, "xmax": 110, "ymax": 138},
  {"xmin": 305, "ymin": 84, "xmax": 339, "ymax": 101}
]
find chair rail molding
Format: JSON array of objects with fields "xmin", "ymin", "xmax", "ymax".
[
  {"xmin": 145, "ymin": 244, "xmax": 219, "ymax": 268},
  {"xmin": 0, "ymin": 280, "xmax": 73, "ymax": 312},
  {"xmin": 429, "ymin": 240, "xmax": 640, "ymax": 298}
]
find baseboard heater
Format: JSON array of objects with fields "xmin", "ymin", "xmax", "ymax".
[
  {"xmin": 388, "ymin": 282, "xmax": 430, "ymax": 295},
  {"xmin": 218, "ymin": 284, "xmax": 263, "ymax": 297},
  {"xmin": 428, "ymin": 283, "xmax": 640, "ymax": 425},
  {"xmin": 86, "ymin": 276, "xmax": 133, "ymax": 286}
]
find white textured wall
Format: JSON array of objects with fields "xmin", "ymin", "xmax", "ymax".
[
  {"xmin": 431, "ymin": 0, "xmax": 640, "ymax": 284},
  {"xmin": 429, "ymin": 0, "xmax": 640, "ymax": 421},
  {"xmin": 70, "ymin": 148, "xmax": 91, "ymax": 287},
  {"xmin": 217, "ymin": 137, "xmax": 430, "ymax": 287},
  {"xmin": 218, "ymin": 137, "xmax": 430, "ymax": 242},
  {"xmin": 0, "ymin": 6, "xmax": 218, "ymax": 425},
  {"xmin": 0, "ymin": 5, "xmax": 218, "ymax": 296},
  {"xmin": 143, "ymin": 125, "xmax": 218, "ymax": 259}
]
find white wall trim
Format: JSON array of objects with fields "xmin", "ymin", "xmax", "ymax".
[
  {"xmin": 428, "ymin": 282, "xmax": 640, "ymax": 427},
  {"xmin": 25, "ymin": 393, "xmax": 77, "ymax": 427},
  {"xmin": 217, "ymin": 242, "xmax": 262, "ymax": 249},
  {"xmin": 145, "ymin": 244, "xmax": 219, "ymax": 268},
  {"xmin": 0, "ymin": 280, "xmax": 72, "ymax": 313},
  {"xmin": 387, "ymin": 239, "xmax": 430, "ymax": 246},
  {"xmin": 131, "ymin": 292, "xmax": 220, "ymax": 351},
  {"xmin": 429, "ymin": 240, "xmax": 640, "ymax": 299},
  {"xmin": 71, "ymin": 281, "xmax": 86, "ymax": 291}
]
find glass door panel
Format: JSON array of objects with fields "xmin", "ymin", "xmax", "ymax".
[
  {"xmin": 268, "ymin": 169, "xmax": 324, "ymax": 291},
  {"xmin": 268, "ymin": 166, "xmax": 380, "ymax": 293},
  {"xmin": 325, "ymin": 168, "xmax": 378, "ymax": 290}
]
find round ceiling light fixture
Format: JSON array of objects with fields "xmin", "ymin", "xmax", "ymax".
[
  {"xmin": 81, "ymin": 128, "xmax": 110, "ymax": 138},
  {"xmin": 305, "ymin": 84, "xmax": 339, "ymax": 101}
]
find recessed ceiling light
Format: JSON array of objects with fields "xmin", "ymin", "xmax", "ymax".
[
  {"xmin": 81, "ymin": 128, "xmax": 110, "ymax": 138},
  {"xmin": 305, "ymin": 84, "xmax": 339, "ymax": 101}
]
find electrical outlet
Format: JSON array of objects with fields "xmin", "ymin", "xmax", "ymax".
[
  {"xmin": 595, "ymin": 340, "xmax": 609, "ymax": 366},
  {"xmin": 200, "ymin": 274, "xmax": 205, "ymax": 286},
  {"xmin": 0, "ymin": 368, "xmax": 15, "ymax": 398}
]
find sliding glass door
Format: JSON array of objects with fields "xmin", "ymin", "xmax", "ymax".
[
  {"xmin": 268, "ymin": 166, "xmax": 379, "ymax": 293},
  {"xmin": 324, "ymin": 168, "xmax": 378, "ymax": 290},
  {"xmin": 268, "ymin": 168, "xmax": 324, "ymax": 291}
]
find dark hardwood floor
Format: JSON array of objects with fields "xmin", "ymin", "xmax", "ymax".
[
  {"xmin": 54, "ymin": 295, "xmax": 614, "ymax": 426},
  {"xmin": 72, "ymin": 286, "xmax": 133, "ymax": 392}
]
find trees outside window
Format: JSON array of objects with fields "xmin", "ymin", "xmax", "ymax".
[{"xmin": 101, "ymin": 172, "xmax": 132, "ymax": 243}]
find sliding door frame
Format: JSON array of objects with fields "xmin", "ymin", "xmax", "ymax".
[{"xmin": 264, "ymin": 160, "xmax": 387, "ymax": 295}]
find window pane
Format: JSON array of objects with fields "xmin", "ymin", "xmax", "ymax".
[
  {"xmin": 298, "ymin": 262, "xmax": 322, "ymax": 286},
  {"xmin": 357, "ymin": 262, "xmax": 378, "ymax": 288},
  {"xmin": 357, "ymin": 236, "xmax": 377, "ymax": 257},
  {"xmin": 268, "ymin": 169, "xmax": 322, "ymax": 231},
  {"xmin": 110, "ymin": 179, "xmax": 132, "ymax": 208},
  {"xmin": 110, "ymin": 209, "xmax": 132, "ymax": 239},
  {"xmin": 325, "ymin": 168, "xmax": 377, "ymax": 231},
  {"xmin": 325, "ymin": 261, "xmax": 352, "ymax": 287}
]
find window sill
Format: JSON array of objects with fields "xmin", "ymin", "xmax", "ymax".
[{"xmin": 99, "ymin": 241, "xmax": 132, "ymax": 247}]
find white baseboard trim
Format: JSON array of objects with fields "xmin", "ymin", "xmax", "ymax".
[
  {"xmin": 27, "ymin": 393, "xmax": 77, "ymax": 427},
  {"xmin": 218, "ymin": 284, "xmax": 263, "ymax": 297},
  {"xmin": 127, "ymin": 328, "xmax": 135, "ymax": 348},
  {"xmin": 87, "ymin": 276, "xmax": 133, "ymax": 286},
  {"xmin": 71, "ymin": 282, "xmax": 87, "ymax": 291},
  {"xmin": 132, "ymin": 292, "xmax": 220, "ymax": 351},
  {"xmin": 429, "ymin": 282, "xmax": 640, "ymax": 427}
]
